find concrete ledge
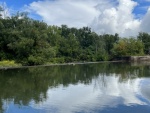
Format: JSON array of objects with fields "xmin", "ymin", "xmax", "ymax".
[
  {"xmin": 130, "ymin": 56, "xmax": 150, "ymax": 61},
  {"xmin": 113, "ymin": 56, "xmax": 150, "ymax": 62}
]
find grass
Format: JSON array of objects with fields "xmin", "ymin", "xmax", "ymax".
[{"xmin": 0, "ymin": 60, "xmax": 22, "ymax": 68}]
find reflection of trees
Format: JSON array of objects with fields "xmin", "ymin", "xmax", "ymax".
[{"xmin": 0, "ymin": 62, "xmax": 150, "ymax": 112}]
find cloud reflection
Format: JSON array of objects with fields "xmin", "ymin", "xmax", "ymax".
[{"xmin": 32, "ymin": 74, "xmax": 150, "ymax": 113}]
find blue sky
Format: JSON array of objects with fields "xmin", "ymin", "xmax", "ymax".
[
  {"xmin": 1, "ymin": 0, "xmax": 150, "ymax": 16},
  {"xmin": 133, "ymin": 0, "xmax": 150, "ymax": 17},
  {"xmin": 1, "ymin": 0, "xmax": 150, "ymax": 37},
  {"xmin": 0, "ymin": 0, "xmax": 35, "ymax": 10}
]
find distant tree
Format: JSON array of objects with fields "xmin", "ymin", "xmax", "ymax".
[
  {"xmin": 137, "ymin": 32, "xmax": 150, "ymax": 54},
  {"xmin": 102, "ymin": 33, "xmax": 119, "ymax": 55},
  {"xmin": 111, "ymin": 38, "xmax": 144, "ymax": 56}
]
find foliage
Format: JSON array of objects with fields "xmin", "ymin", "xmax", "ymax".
[
  {"xmin": 0, "ymin": 12, "xmax": 148, "ymax": 66},
  {"xmin": 111, "ymin": 38, "xmax": 144, "ymax": 56},
  {"xmin": 137, "ymin": 32, "xmax": 150, "ymax": 54},
  {"xmin": 0, "ymin": 60, "xmax": 21, "ymax": 67}
]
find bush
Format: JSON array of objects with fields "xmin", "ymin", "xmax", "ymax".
[
  {"xmin": 0, "ymin": 60, "xmax": 22, "ymax": 67},
  {"xmin": 48, "ymin": 57, "xmax": 65, "ymax": 64}
]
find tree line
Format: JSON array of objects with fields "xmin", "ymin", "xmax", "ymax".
[{"xmin": 0, "ymin": 12, "xmax": 150, "ymax": 65}]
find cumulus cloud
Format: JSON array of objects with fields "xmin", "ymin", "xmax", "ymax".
[
  {"xmin": 90, "ymin": 0, "xmax": 141, "ymax": 37},
  {"xmin": 26, "ymin": 0, "xmax": 150, "ymax": 37},
  {"xmin": 27, "ymin": 0, "xmax": 102, "ymax": 27},
  {"xmin": 140, "ymin": 8, "xmax": 150, "ymax": 33}
]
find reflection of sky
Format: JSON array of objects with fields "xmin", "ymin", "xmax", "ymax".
[
  {"xmin": 3, "ymin": 75, "xmax": 150, "ymax": 113},
  {"xmin": 140, "ymin": 78, "xmax": 150, "ymax": 103},
  {"xmin": 31, "ymin": 74, "xmax": 150, "ymax": 113}
]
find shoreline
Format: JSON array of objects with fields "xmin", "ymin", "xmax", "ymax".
[
  {"xmin": 1, "ymin": 57, "xmax": 150, "ymax": 70},
  {"xmin": 0, "ymin": 61, "xmax": 125, "ymax": 70}
]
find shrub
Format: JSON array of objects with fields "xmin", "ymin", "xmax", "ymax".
[{"xmin": 0, "ymin": 60, "xmax": 22, "ymax": 67}]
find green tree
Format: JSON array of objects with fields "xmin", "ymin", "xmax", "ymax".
[
  {"xmin": 137, "ymin": 32, "xmax": 150, "ymax": 54},
  {"xmin": 112, "ymin": 38, "xmax": 144, "ymax": 56},
  {"xmin": 59, "ymin": 33, "xmax": 80, "ymax": 62}
]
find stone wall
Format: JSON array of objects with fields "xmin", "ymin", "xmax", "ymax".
[
  {"xmin": 130, "ymin": 56, "xmax": 150, "ymax": 61},
  {"xmin": 113, "ymin": 56, "xmax": 150, "ymax": 62}
]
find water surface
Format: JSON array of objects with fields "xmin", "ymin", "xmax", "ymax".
[{"xmin": 0, "ymin": 62, "xmax": 150, "ymax": 113}]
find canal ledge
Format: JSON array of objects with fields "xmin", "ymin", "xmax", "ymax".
[
  {"xmin": 1, "ymin": 56, "xmax": 150, "ymax": 70},
  {"xmin": 114, "ymin": 56, "xmax": 150, "ymax": 62}
]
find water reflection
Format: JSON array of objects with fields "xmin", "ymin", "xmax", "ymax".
[
  {"xmin": 0, "ymin": 62, "xmax": 150, "ymax": 113},
  {"xmin": 31, "ymin": 77, "xmax": 150, "ymax": 113}
]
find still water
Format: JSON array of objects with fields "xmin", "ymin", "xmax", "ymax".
[{"xmin": 0, "ymin": 62, "xmax": 150, "ymax": 113}]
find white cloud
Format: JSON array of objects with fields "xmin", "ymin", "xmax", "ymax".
[
  {"xmin": 90, "ymin": 0, "xmax": 141, "ymax": 37},
  {"xmin": 0, "ymin": 2, "xmax": 11, "ymax": 18},
  {"xmin": 26, "ymin": 0, "xmax": 150, "ymax": 37},
  {"xmin": 28, "ymin": 0, "xmax": 101, "ymax": 27},
  {"xmin": 140, "ymin": 8, "xmax": 150, "ymax": 33}
]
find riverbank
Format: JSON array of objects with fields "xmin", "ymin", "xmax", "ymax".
[
  {"xmin": 1, "ymin": 56, "xmax": 150, "ymax": 70},
  {"xmin": 0, "ymin": 61, "xmax": 125, "ymax": 70},
  {"xmin": 0, "ymin": 60, "xmax": 22, "ymax": 69}
]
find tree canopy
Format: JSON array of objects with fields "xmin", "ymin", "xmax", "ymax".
[
  {"xmin": 111, "ymin": 38, "xmax": 144, "ymax": 56},
  {"xmin": 0, "ymin": 12, "xmax": 148, "ymax": 65}
]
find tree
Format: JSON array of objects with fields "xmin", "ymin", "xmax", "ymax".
[
  {"xmin": 137, "ymin": 32, "xmax": 150, "ymax": 54},
  {"xmin": 59, "ymin": 33, "xmax": 80, "ymax": 62},
  {"xmin": 102, "ymin": 33, "xmax": 119, "ymax": 55},
  {"xmin": 112, "ymin": 38, "xmax": 144, "ymax": 56}
]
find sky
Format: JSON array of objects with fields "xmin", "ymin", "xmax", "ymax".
[{"xmin": 1, "ymin": 0, "xmax": 150, "ymax": 37}]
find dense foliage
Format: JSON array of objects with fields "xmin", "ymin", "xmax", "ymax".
[
  {"xmin": 111, "ymin": 38, "xmax": 144, "ymax": 56},
  {"xmin": 0, "ymin": 12, "xmax": 149, "ymax": 65}
]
